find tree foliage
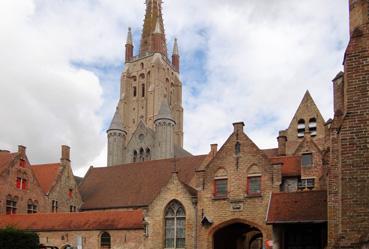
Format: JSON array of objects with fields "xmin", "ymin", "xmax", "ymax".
[{"xmin": 0, "ymin": 227, "xmax": 39, "ymax": 249}]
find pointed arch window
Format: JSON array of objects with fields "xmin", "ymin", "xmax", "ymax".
[
  {"xmin": 165, "ymin": 201, "xmax": 186, "ymax": 248},
  {"xmin": 309, "ymin": 118, "xmax": 317, "ymax": 136},
  {"xmin": 145, "ymin": 148, "xmax": 151, "ymax": 160},
  {"xmin": 139, "ymin": 148, "xmax": 145, "ymax": 162},
  {"xmin": 100, "ymin": 232, "xmax": 111, "ymax": 249},
  {"xmin": 142, "ymin": 84, "xmax": 145, "ymax": 97},
  {"xmin": 133, "ymin": 150, "xmax": 138, "ymax": 163},
  {"xmin": 297, "ymin": 119, "xmax": 306, "ymax": 138}
]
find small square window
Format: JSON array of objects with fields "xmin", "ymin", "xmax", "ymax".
[{"xmin": 301, "ymin": 153, "xmax": 313, "ymax": 167}]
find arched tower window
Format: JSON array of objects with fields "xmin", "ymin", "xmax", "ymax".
[
  {"xmin": 297, "ymin": 119, "xmax": 305, "ymax": 138},
  {"xmin": 100, "ymin": 232, "xmax": 111, "ymax": 249},
  {"xmin": 139, "ymin": 148, "xmax": 144, "ymax": 162},
  {"xmin": 145, "ymin": 148, "xmax": 151, "ymax": 160},
  {"xmin": 165, "ymin": 201, "xmax": 186, "ymax": 248},
  {"xmin": 309, "ymin": 118, "xmax": 317, "ymax": 136},
  {"xmin": 133, "ymin": 150, "xmax": 138, "ymax": 163},
  {"xmin": 142, "ymin": 84, "xmax": 145, "ymax": 97}
]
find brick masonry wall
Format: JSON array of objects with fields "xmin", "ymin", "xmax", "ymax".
[
  {"xmin": 37, "ymin": 229, "xmax": 143, "ymax": 249},
  {"xmin": 0, "ymin": 154, "xmax": 48, "ymax": 214},
  {"xmin": 196, "ymin": 124, "xmax": 273, "ymax": 249},
  {"xmin": 47, "ymin": 162, "xmax": 82, "ymax": 213},
  {"xmin": 144, "ymin": 173, "xmax": 196, "ymax": 249},
  {"xmin": 329, "ymin": 1, "xmax": 369, "ymax": 247}
]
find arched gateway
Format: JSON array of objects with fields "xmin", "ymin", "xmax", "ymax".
[{"xmin": 212, "ymin": 220, "xmax": 263, "ymax": 249}]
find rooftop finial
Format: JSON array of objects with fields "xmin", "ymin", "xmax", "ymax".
[
  {"xmin": 173, "ymin": 38, "xmax": 179, "ymax": 55},
  {"xmin": 126, "ymin": 27, "xmax": 133, "ymax": 45}
]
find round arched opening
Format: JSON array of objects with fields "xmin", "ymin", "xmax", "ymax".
[{"xmin": 213, "ymin": 222, "xmax": 263, "ymax": 249}]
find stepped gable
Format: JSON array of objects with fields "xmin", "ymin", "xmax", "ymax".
[
  {"xmin": 79, "ymin": 155, "xmax": 207, "ymax": 210},
  {"xmin": 32, "ymin": 163, "xmax": 60, "ymax": 194},
  {"xmin": 0, "ymin": 210, "xmax": 143, "ymax": 231},
  {"xmin": 267, "ymin": 190, "xmax": 327, "ymax": 224}
]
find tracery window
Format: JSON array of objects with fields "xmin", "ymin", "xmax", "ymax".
[
  {"xmin": 100, "ymin": 232, "xmax": 111, "ymax": 249},
  {"xmin": 165, "ymin": 201, "xmax": 186, "ymax": 248}
]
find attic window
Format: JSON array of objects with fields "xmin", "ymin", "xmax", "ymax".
[
  {"xmin": 16, "ymin": 177, "xmax": 27, "ymax": 190},
  {"xmin": 309, "ymin": 118, "xmax": 317, "ymax": 136},
  {"xmin": 301, "ymin": 153, "xmax": 313, "ymax": 167},
  {"xmin": 68, "ymin": 188, "xmax": 73, "ymax": 199},
  {"xmin": 297, "ymin": 119, "xmax": 306, "ymax": 138},
  {"xmin": 235, "ymin": 142, "xmax": 241, "ymax": 156}
]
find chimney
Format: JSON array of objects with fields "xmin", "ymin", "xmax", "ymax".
[
  {"xmin": 333, "ymin": 71, "xmax": 345, "ymax": 116},
  {"xmin": 18, "ymin": 145, "xmax": 26, "ymax": 159},
  {"xmin": 210, "ymin": 144, "xmax": 218, "ymax": 158},
  {"xmin": 61, "ymin": 145, "xmax": 71, "ymax": 163},
  {"xmin": 233, "ymin": 122, "xmax": 245, "ymax": 133},
  {"xmin": 277, "ymin": 130, "xmax": 287, "ymax": 156},
  {"xmin": 349, "ymin": 0, "xmax": 369, "ymax": 36}
]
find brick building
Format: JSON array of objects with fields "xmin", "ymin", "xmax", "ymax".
[{"xmin": 0, "ymin": 1, "xmax": 368, "ymax": 249}]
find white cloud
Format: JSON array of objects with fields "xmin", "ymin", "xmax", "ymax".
[{"xmin": 0, "ymin": 0, "xmax": 349, "ymax": 176}]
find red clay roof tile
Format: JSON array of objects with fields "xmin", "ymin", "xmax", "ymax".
[
  {"xmin": 79, "ymin": 155, "xmax": 206, "ymax": 210},
  {"xmin": 266, "ymin": 190, "xmax": 327, "ymax": 224},
  {"xmin": 0, "ymin": 210, "xmax": 143, "ymax": 231},
  {"xmin": 32, "ymin": 163, "xmax": 61, "ymax": 194},
  {"xmin": 270, "ymin": 156, "xmax": 301, "ymax": 176}
]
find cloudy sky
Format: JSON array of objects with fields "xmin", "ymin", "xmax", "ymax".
[{"xmin": 0, "ymin": 0, "xmax": 349, "ymax": 176}]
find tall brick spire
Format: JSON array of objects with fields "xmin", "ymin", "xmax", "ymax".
[{"xmin": 140, "ymin": 0, "xmax": 168, "ymax": 57}]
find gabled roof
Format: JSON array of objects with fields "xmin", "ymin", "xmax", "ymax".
[
  {"xmin": 266, "ymin": 190, "xmax": 327, "ymax": 224},
  {"xmin": 79, "ymin": 155, "xmax": 206, "ymax": 210},
  {"xmin": 0, "ymin": 210, "xmax": 143, "ymax": 231},
  {"xmin": 32, "ymin": 163, "xmax": 61, "ymax": 194},
  {"xmin": 270, "ymin": 156, "xmax": 301, "ymax": 177}
]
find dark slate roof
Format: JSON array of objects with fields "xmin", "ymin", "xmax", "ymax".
[
  {"xmin": 79, "ymin": 155, "xmax": 206, "ymax": 210},
  {"xmin": 0, "ymin": 210, "xmax": 143, "ymax": 231},
  {"xmin": 266, "ymin": 190, "xmax": 327, "ymax": 224}
]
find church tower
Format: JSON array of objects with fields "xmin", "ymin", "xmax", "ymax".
[{"xmin": 107, "ymin": 0, "xmax": 184, "ymax": 165}]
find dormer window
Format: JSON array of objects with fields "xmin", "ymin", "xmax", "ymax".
[
  {"xmin": 309, "ymin": 118, "xmax": 317, "ymax": 136},
  {"xmin": 297, "ymin": 119, "xmax": 306, "ymax": 138}
]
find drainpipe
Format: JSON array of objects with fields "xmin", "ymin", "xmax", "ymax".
[{"xmin": 192, "ymin": 196, "xmax": 198, "ymax": 249}]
